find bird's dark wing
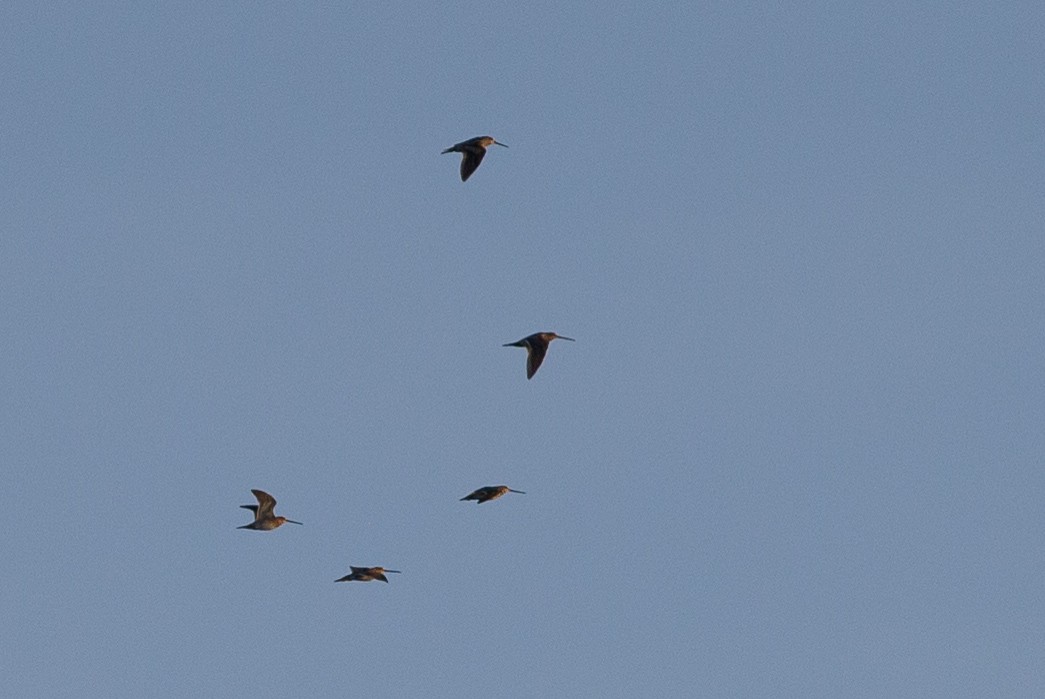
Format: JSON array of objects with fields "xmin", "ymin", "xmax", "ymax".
[
  {"xmin": 460, "ymin": 148, "xmax": 486, "ymax": 181},
  {"xmin": 526, "ymin": 343, "xmax": 548, "ymax": 379}
]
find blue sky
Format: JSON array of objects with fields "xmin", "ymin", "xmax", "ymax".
[{"xmin": 2, "ymin": 2, "xmax": 1044, "ymax": 696}]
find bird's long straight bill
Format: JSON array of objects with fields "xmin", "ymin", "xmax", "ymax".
[{"xmin": 286, "ymin": 520, "xmax": 303, "ymax": 525}]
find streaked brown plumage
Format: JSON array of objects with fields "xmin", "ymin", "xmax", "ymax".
[
  {"xmin": 238, "ymin": 489, "xmax": 302, "ymax": 530},
  {"xmin": 335, "ymin": 566, "xmax": 402, "ymax": 583},
  {"xmin": 460, "ymin": 485, "xmax": 526, "ymax": 504},
  {"xmin": 441, "ymin": 135, "xmax": 508, "ymax": 181},
  {"xmin": 503, "ymin": 332, "xmax": 575, "ymax": 379}
]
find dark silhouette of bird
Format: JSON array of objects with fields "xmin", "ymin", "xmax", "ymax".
[
  {"xmin": 460, "ymin": 485, "xmax": 526, "ymax": 504},
  {"xmin": 442, "ymin": 135, "xmax": 507, "ymax": 181},
  {"xmin": 503, "ymin": 332, "xmax": 575, "ymax": 379},
  {"xmin": 335, "ymin": 566, "xmax": 402, "ymax": 583}
]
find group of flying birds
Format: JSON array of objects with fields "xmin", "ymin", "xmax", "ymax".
[
  {"xmin": 238, "ymin": 485, "xmax": 526, "ymax": 584},
  {"xmin": 446, "ymin": 138, "xmax": 577, "ymax": 377},
  {"xmin": 446, "ymin": 138, "xmax": 576, "ymax": 379},
  {"xmin": 237, "ymin": 136, "xmax": 568, "ymax": 584}
]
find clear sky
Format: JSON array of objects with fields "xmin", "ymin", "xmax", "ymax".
[{"xmin": 3, "ymin": 2, "xmax": 1044, "ymax": 696}]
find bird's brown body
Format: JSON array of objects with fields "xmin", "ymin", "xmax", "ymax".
[
  {"xmin": 503, "ymin": 332, "xmax": 575, "ymax": 379},
  {"xmin": 238, "ymin": 489, "xmax": 302, "ymax": 530},
  {"xmin": 336, "ymin": 566, "xmax": 402, "ymax": 583},
  {"xmin": 442, "ymin": 135, "xmax": 507, "ymax": 181},
  {"xmin": 460, "ymin": 485, "xmax": 526, "ymax": 504}
]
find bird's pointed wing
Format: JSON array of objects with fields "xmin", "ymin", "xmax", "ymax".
[
  {"xmin": 460, "ymin": 148, "xmax": 486, "ymax": 181},
  {"xmin": 251, "ymin": 489, "xmax": 277, "ymax": 519},
  {"xmin": 526, "ymin": 342, "xmax": 548, "ymax": 379},
  {"xmin": 240, "ymin": 504, "xmax": 259, "ymax": 514}
]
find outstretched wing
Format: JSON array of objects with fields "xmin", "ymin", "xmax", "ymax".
[
  {"xmin": 526, "ymin": 342, "xmax": 548, "ymax": 379},
  {"xmin": 251, "ymin": 489, "xmax": 277, "ymax": 519},
  {"xmin": 460, "ymin": 147, "xmax": 486, "ymax": 181}
]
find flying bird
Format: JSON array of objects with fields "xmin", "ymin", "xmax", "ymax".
[
  {"xmin": 336, "ymin": 566, "xmax": 402, "ymax": 583},
  {"xmin": 237, "ymin": 489, "xmax": 302, "ymax": 530},
  {"xmin": 460, "ymin": 485, "xmax": 526, "ymax": 504},
  {"xmin": 503, "ymin": 332, "xmax": 575, "ymax": 379},
  {"xmin": 442, "ymin": 135, "xmax": 508, "ymax": 181}
]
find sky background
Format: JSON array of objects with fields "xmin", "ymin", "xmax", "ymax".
[{"xmin": 2, "ymin": 2, "xmax": 1044, "ymax": 696}]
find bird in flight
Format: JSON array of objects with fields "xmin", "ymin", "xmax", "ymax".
[
  {"xmin": 503, "ymin": 332, "xmax": 575, "ymax": 379},
  {"xmin": 336, "ymin": 566, "xmax": 402, "ymax": 583},
  {"xmin": 460, "ymin": 485, "xmax": 526, "ymax": 504},
  {"xmin": 442, "ymin": 135, "xmax": 508, "ymax": 181},
  {"xmin": 237, "ymin": 489, "xmax": 302, "ymax": 530}
]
